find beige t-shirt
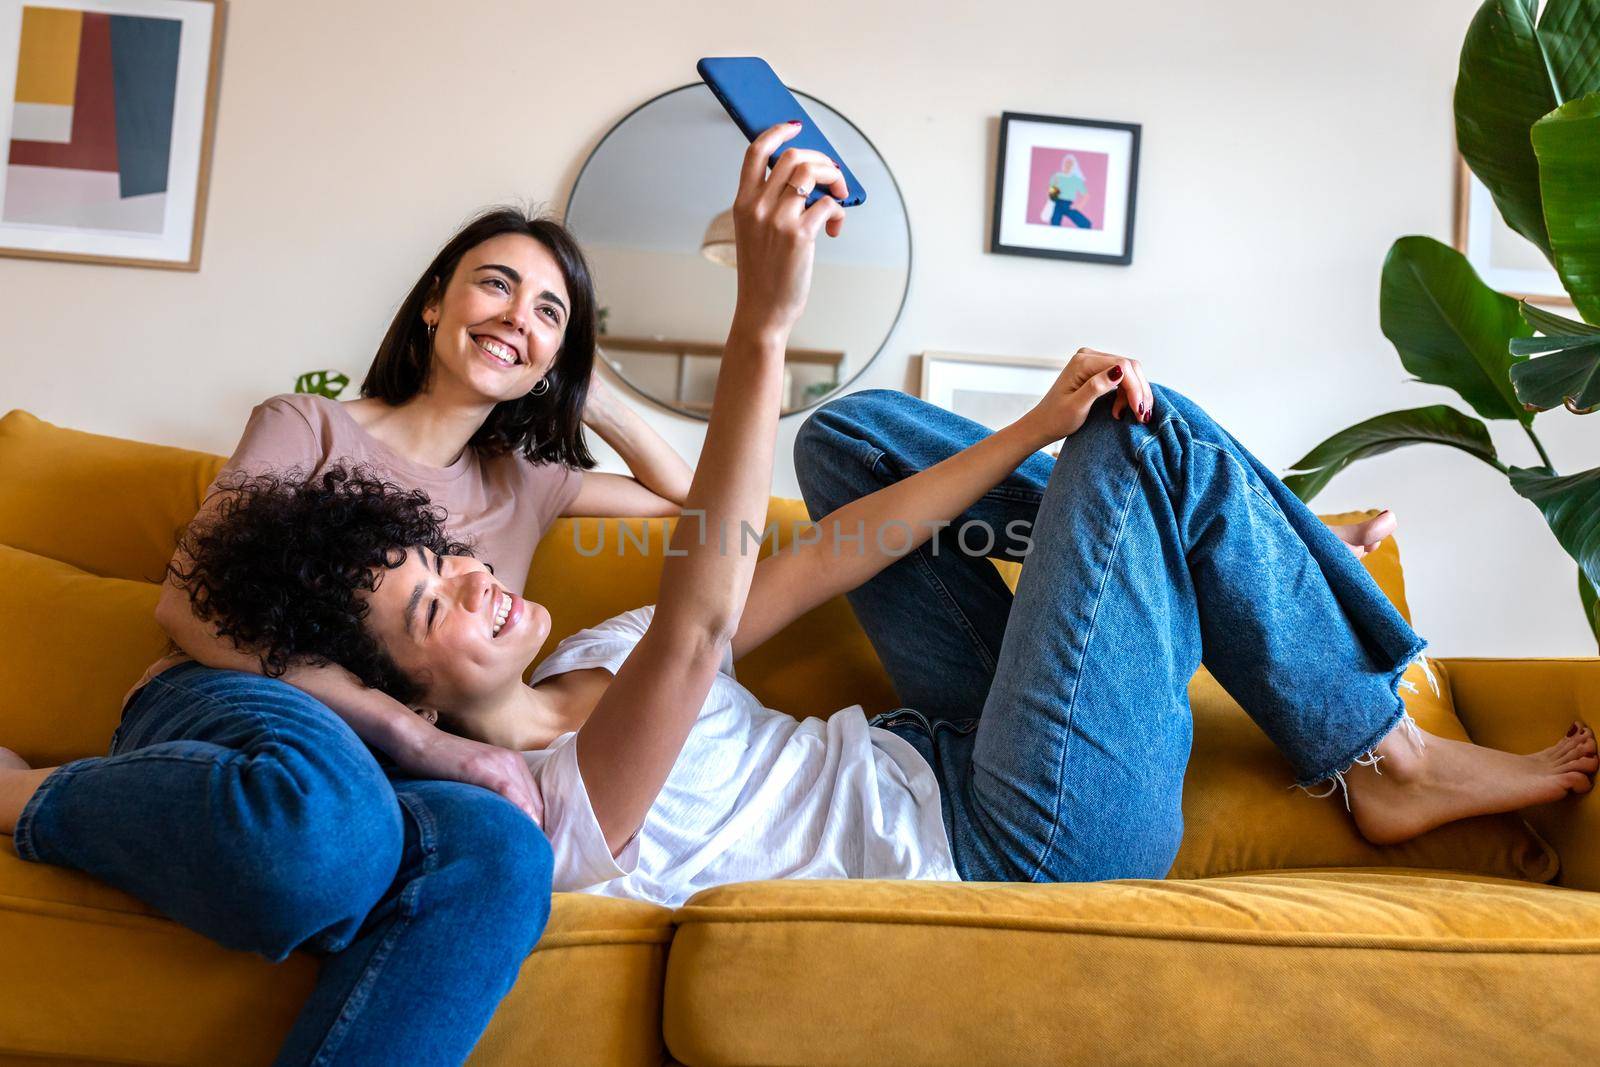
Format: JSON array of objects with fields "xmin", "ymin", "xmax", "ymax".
[{"xmin": 126, "ymin": 392, "xmax": 583, "ymax": 705}]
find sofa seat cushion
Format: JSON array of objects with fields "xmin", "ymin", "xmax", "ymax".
[
  {"xmin": 664, "ymin": 871, "xmax": 1600, "ymax": 1067},
  {"xmin": 0, "ymin": 846, "xmax": 673, "ymax": 1066}
]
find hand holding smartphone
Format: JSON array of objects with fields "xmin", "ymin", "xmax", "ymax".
[{"xmin": 697, "ymin": 57, "xmax": 866, "ymax": 209}]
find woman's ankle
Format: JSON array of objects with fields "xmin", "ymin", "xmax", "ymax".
[
  {"xmin": 0, "ymin": 751, "xmax": 50, "ymax": 836},
  {"xmin": 1370, "ymin": 716, "xmax": 1429, "ymax": 781}
]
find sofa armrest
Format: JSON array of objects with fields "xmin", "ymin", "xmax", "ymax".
[{"xmin": 1439, "ymin": 657, "xmax": 1600, "ymax": 890}]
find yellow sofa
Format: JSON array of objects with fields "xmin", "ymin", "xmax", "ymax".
[{"xmin": 1, "ymin": 408, "xmax": 1597, "ymax": 1066}]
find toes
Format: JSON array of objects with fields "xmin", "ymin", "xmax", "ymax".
[
  {"xmin": 1559, "ymin": 770, "xmax": 1594, "ymax": 796},
  {"xmin": 1365, "ymin": 510, "xmax": 1397, "ymax": 543},
  {"xmin": 1543, "ymin": 733, "xmax": 1586, "ymax": 762}
]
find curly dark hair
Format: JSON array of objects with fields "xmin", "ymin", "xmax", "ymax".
[{"xmin": 167, "ymin": 464, "xmax": 475, "ymax": 705}]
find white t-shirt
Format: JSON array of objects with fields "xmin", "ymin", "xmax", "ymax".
[{"xmin": 523, "ymin": 607, "xmax": 961, "ymax": 907}]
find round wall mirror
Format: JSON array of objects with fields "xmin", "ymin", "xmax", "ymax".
[{"xmin": 565, "ymin": 84, "xmax": 911, "ymax": 419}]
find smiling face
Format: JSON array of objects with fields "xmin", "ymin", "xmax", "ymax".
[
  {"xmin": 421, "ymin": 233, "xmax": 572, "ymax": 405},
  {"xmin": 361, "ymin": 544, "xmax": 551, "ymax": 713}
]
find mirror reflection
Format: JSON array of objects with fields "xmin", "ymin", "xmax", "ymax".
[{"xmin": 565, "ymin": 85, "xmax": 911, "ymax": 418}]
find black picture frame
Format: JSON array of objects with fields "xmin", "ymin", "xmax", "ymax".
[{"xmin": 989, "ymin": 111, "xmax": 1141, "ymax": 266}]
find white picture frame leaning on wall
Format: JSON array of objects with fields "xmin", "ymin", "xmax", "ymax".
[
  {"xmin": 1453, "ymin": 155, "xmax": 1572, "ymax": 306},
  {"xmin": 919, "ymin": 350, "xmax": 1070, "ymax": 454}
]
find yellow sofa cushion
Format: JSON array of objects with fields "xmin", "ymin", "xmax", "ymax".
[
  {"xmin": 664, "ymin": 871, "xmax": 1600, "ymax": 1066},
  {"xmin": 0, "ymin": 843, "xmax": 673, "ymax": 1066},
  {"xmin": 1445, "ymin": 656, "xmax": 1600, "ymax": 891},
  {"xmin": 0, "ymin": 410, "xmax": 224, "ymax": 583},
  {"xmin": 0, "ymin": 545, "xmax": 172, "ymax": 766}
]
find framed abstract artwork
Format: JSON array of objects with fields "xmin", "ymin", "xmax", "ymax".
[
  {"xmin": 0, "ymin": 0, "xmax": 224, "ymax": 270},
  {"xmin": 1453, "ymin": 155, "xmax": 1572, "ymax": 306},
  {"xmin": 990, "ymin": 111, "xmax": 1140, "ymax": 266}
]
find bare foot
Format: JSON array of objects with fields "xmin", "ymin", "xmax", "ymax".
[
  {"xmin": 1346, "ymin": 721, "xmax": 1597, "ymax": 845},
  {"xmin": 1330, "ymin": 510, "xmax": 1397, "ymax": 559}
]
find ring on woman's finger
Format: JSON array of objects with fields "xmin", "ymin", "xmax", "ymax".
[{"xmin": 786, "ymin": 182, "xmax": 809, "ymax": 197}]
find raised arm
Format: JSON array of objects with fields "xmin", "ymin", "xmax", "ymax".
[
  {"xmin": 731, "ymin": 350, "xmax": 1152, "ymax": 661},
  {"xmin": 577, "ymin": 121, "xmax": 849, "ymax": 853}
]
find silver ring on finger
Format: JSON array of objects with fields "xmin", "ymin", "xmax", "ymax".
[{"xmin": 786, "ymin": 181, "xmax": 809, "ymax": 197}]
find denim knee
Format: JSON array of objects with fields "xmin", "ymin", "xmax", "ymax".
[
  {"xmin": 470, "ymin": 803, "xmax": 555, "ymax": 956},
  {"xmin": 795, "ymin": 388, "xmax": 905, "ymax": 510},
  {"xmin": 400, "ymin": 785, "xmax": 555, "ymax": 958},
  {"xmin": 207, "ymin": 748, "xmax": 404, "ymax": 959},
  {"xmin": 800, "ymin": 388, "xmax": 912, "ymax": 449}
]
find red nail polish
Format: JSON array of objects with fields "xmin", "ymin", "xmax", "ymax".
[
  {"xmin": 1569, "ymin": 724, "xmax": 1579, "ymax": 737},
  {"xmin": 1109, "ymin": 366, "xmax": 1123, "ymax": 381},
  {"xmin": 788, "ymin": 120, "xmax": 802, "ymax": 125}
]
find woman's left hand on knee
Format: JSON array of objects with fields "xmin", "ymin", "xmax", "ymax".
[
  {"xmin": 1019, "ymin": 349, "xmax": 1145, "ymax": 442},
  {"xmin": 1028, "ymin": 348, "xmax": 1154, "ymax": 440},
  {"xmin": 1077, "ymin": 348, "xmax": 1153, "ymax": 424}
]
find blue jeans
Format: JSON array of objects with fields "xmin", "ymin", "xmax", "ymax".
[
  {"xmin": 13, "ymin": 662, "xmax": 553, "ymax": 1065},
  {"xmin": 794, "ymin": 387, "xmax": 1424, "ymax": 883},
  {"xmin": 1051, "ymin": 198, "xmax": 1091, "ymax": 228}
]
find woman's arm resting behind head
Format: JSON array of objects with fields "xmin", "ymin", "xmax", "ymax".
[
  {"xmin": 569, "ymin": 372, "xmax": 694, "ymax": 514},
  {"xmin": 564, "ymin": 471, "xmax": 684, "ymax": 518}
]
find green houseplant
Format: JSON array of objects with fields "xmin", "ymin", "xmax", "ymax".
[
  {"xmin": 294, "ymin": 370, "xmax": 349, "ymax": 399},
  {"xmin": 1286, "ymin": 0, "xmax": 1600, "ymax": 646}
]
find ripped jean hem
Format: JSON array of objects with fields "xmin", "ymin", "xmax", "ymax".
[{"xmin": 1292, "ymin": 652, "xmax": 1435, "ymax": 808}]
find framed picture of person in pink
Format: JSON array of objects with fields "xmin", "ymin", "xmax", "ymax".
[{"xmin": 990, "ymin": 111, "xmax": 1140, "ymax": 265}]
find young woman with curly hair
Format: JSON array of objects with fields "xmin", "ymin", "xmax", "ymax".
[
  {"xmin": 0, "ymin": 203, "xmax": 702, "ymax": 1062},
  {"xmin": 13, "ymin": 125, "xmax": 1590, "ymax": 922}
]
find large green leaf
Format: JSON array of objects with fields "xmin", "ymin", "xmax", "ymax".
[
  {"xmin": 1521, "ymin": 300, "xmax": 1600, "ymax": 336},
  {"xmin": 1532, "ymin": 93, "xmax": 1600, "ymax": 321},
  {"xmin": 1509, "ymin": 333, "xmax": 1600, "ymax": 412},
  {"xmin": 1581, "ymin": 569, "xmax": 1600, "ymax": 649},
  {"xmin": 1285, "ymin": 406, "xmax": 1500, "ymax": 503},
  {"xmin": 1380, "ymin": 236, "xmax": 1533, "ymax": 424},
  {"xmin": 1511, "ymin": 465, "xmax": 1600, "ymax": 601},
  {"xmin": 1454, "ymin": 0, "xmax": 1600, "ymax": 255},
  {"xmin": 1540, "ymin": 0, "xmax": 1600, "ymax": 108}
]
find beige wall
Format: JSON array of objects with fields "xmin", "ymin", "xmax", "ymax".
[{"xmin": 1, "ymin": 0, "xmax": 1593, "ymax": 656}]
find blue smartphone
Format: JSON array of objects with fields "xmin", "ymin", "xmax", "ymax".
[{"xmin": 697, "ymin": 57, "xmax": 866, "ymax": 208}]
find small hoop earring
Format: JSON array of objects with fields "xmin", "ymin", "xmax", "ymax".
[{"xmin": 528, "ymin": 378, "xmax": 550, "ymax": 397}]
